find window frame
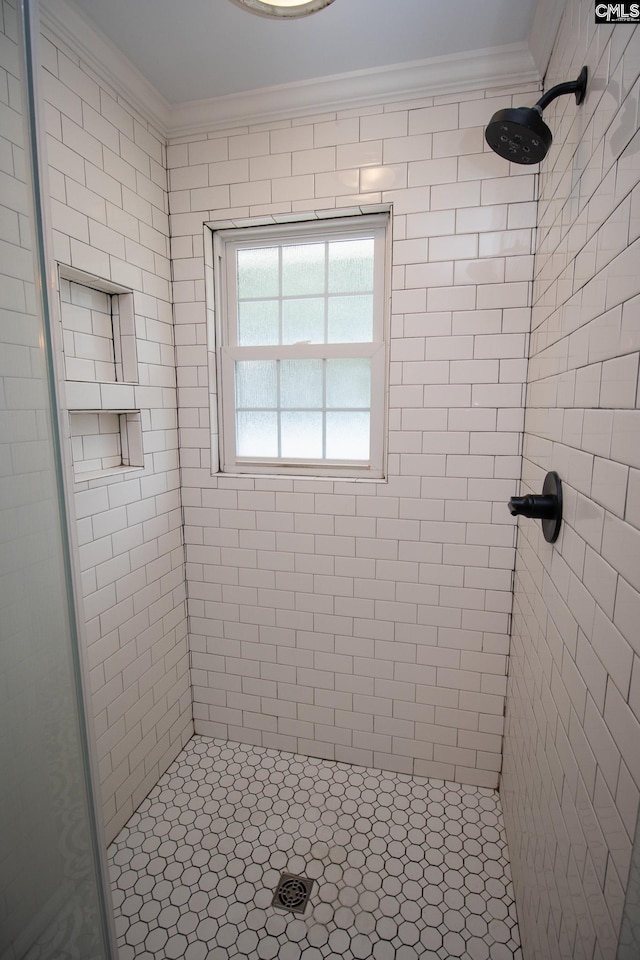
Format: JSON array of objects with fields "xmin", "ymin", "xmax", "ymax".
[{"xmin": 211, "ymin": 211, "xmax": 390, "ymax": 479}]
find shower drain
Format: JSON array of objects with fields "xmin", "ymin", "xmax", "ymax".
[{"xmin": 271, "ymin": 873, "xmax": 314, "ymax": 914}]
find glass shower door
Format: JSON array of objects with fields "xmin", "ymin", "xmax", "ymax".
[
  {"xmin": 617, "ymin": 807, "xmax": 640, "ymax": 958},
  {"xmin": 0, "ymin": 0, "xmax": 114, "ymax": 957}
]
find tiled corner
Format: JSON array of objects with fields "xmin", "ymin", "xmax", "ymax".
[{"xmin": 109, "ymin": 735, "xmax": 521, "ymax": 960}]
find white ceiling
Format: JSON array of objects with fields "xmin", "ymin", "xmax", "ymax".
[{"xmin": 65, "ymin": 0, "xmax": 540, "ymax": 106}]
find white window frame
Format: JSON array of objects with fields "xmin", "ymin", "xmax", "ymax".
[{"xmin": 210, "ymin": 212, "xmax": 390, "ymax": 479}]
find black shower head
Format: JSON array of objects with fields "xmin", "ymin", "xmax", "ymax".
[
  {"xmin": 485, "ymin": 106, "xmax": 552, "ymax": 164},
  {"xmin": 485, "ymin": 66, "xmax": 588, "ymax": 166}
]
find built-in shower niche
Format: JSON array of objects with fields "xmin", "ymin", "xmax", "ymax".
[
  {"xmin": 69, "ymin": 410, "xmax": 143, "ymax": 482},
  {"xmin": 59, "ymin": 265, "xmax": 138, "ymax": 385},
  {"xmin": 58, "ymin": 264, "xmax": 143, "ymax": 482}
]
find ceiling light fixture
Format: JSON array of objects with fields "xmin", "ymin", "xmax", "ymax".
[{"xmin": 230, "ymin": 0, "xmax": 336, "ymax": 18}]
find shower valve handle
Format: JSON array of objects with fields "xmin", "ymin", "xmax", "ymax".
[
  {"xmin": 507, "ymin": 471, "xmax": 563, "ymax": 543},
  {"xmin": 508, "ymin": 494, "xmax": 556, "ymax": 519}
]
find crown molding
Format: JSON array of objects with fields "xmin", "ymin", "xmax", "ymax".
[
  {"xmin": 39, "ymin": 0, "xmax": 170, "ymax": 136},
  {"xmin": 168, "ymin": 42, "xmax": 540, "ymax": 138},
  {"xmin": 528, "ymin": 0, "xmax": 567, "ymax": 77},
  {"xmin": 37, "ymin": 0, "xmax": 540, "ymax": 141}
]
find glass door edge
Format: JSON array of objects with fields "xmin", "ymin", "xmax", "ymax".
[{"xmin": 19, "ymin": 0, "xmax": 119, "ymax": 954}]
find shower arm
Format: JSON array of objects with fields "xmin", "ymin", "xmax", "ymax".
[{"xmin": 534, "ymin": 66, "xmax": 588, "ymax": 113}]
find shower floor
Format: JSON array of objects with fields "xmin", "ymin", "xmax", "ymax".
[{"xmin": 109, "ymin": 736, "xmax": 521, "ymax": 960}]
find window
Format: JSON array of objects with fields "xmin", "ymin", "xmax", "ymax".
[{"xmin": 211, "ymin": 212, "xmax": 390, "ymax": 478}]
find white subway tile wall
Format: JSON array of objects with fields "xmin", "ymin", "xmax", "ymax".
[
  {"xmin": 502, "ymin": 4, "xmax": 640, "ymax": 960},
  {"xmin": 167, "ymin": 82, "xmax": 541, "ymax": 787},
  {"xmin": 41, "ymin": 29, "xmax": 192, "ymax": 842}
]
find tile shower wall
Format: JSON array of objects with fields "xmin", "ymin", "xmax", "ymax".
[
  {"xmin": 501, "ymin": 4, "xmax": 640, "ymax": 959},
  {"xmin": 40, "ymin": 27, "xmax": 192, "ymax": 842},
  {"xmin": 168, "ymin": 83, "xmax": 540, "ymax": 787}
]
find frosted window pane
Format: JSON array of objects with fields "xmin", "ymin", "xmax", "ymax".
[
  {"xmin": 281, "ymin": 412, "xmax": 323, "ymax": 459},
  {"xmin": 326, "ymin": 412, "xmax": 370, "ymax": 460},
  {"xmin": 235, "ymin": 360, "xmax": 277, "ymax": 409},
  {"xmin": 236, "ymin": 411, "xmax": 278, "ymax": 457},
  {"xmin": 237, "ymin": 247, "xmax": 279, "ymax": 299},
  {"xmin": 282, "ymin": 298, "xmax": 325, "ymax": 344},
  {"xmin": 326, "ymin": 358, "xmax": 371, "ymax": 409},
  {"xmin": 328, "ymin": 238, "xmax": 374, "ymax": 294},
  {"xmin": 238, "ymin": 300, "xmax": 279, "ymax": 345},
  {"xmin": 327, "ymin": 295, "xmax": 373, "ymax": 343},
  {"xmin": 280, "ymin": 359, "xmax": 323, "ymax": 409},
  {"xmin": 282, "ymin": 243, "xmax": 325, "ymax": 296}
]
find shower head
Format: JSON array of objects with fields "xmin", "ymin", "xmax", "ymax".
[
  {"xmin": 485, "ymin": 106, "xmax": 552, "ymax": 164},
  {"xmin": 485, "ymin": 66, "xmax": 588, "ymax": 165}
]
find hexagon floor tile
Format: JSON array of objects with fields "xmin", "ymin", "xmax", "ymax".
[{"xmin": 109, "ymin": 736, "xmax": 522, "ymax": 959}]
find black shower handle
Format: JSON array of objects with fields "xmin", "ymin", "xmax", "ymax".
[
  {"xmin": 508, "ymin": 471, "xmax": 562, "ymax": 543},
  {"xmin": 508, "ymin": 494, "xmax": 556, "ymax": 519}
]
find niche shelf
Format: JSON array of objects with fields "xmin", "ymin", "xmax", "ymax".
[
  {"xmin": 58, "ymin": 264, "xmax": 144, "ymax": 483},
  {"xmin": 70, "ymin": 410, "xmax": 143, "ymax": 482}
]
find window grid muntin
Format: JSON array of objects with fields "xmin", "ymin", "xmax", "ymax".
[
  {"xmin": 323, "ymin": 241, "xmax": 329, "ymax": 345},
  {"xmin": 278, "ymin": 245, "xmax": 283, "ymax": 345}
]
